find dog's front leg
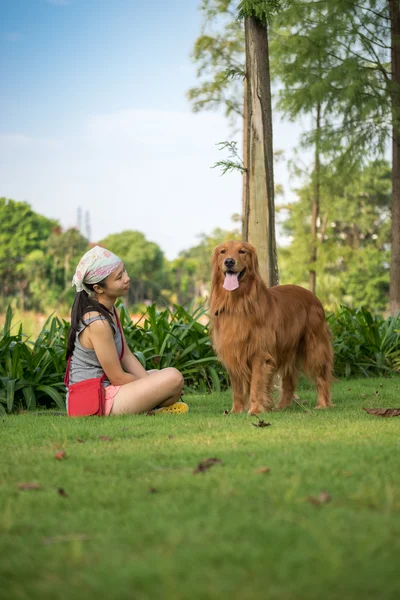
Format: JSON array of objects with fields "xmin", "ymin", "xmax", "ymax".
[
  {"xmin": 248, "ymin": 354, "xmax": 276, "ymax": 415},
  {"xmin": 230, "ymin": 373, "xmax": 250, "ymax": 413}
]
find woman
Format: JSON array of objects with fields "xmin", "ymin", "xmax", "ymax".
[{"xmin": 66, "ymin": 246, "xmax": 187, "ymax": 415}]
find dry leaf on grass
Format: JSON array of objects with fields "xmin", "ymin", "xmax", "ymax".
[
  {"xmin": 255, "ymin": 466, "xmax": 271, "ymax": 474},
  {"xmin": 193, "ymin": 458, "xmax": 223, "ymax": 474},
  {"xmin": 168, "ymin": 435, "xmax": 175, "ymax": 439},
  {"xmin": 362, "ymin": 408, "xmax": 400, "ymax": 418},
  {"xmin": 18, "ymin": 482, "xmax": 41, "ymax": 491},
  {"xmin": 57, "ymin": 488, "xmax": 68, "ymax": 498},
  {"xmin": 252, "ymin": 420, "xmax": 272, "ymax": 428},
  {"xmin": 99, "ymin": 435, "xmax": 113, "ymax": 441},
  {"xmin": 307, "ymin": 491, "xmax": 332, "ymax": 506},
  {"xmin": 223, "ymin": 410, "xmax": 229, "ymax": 415},
  {"xmin": 54, "ymin": 450, "xmax": 66, "ymax": 461},
  {"xmin": 76, "ymin": 438, "xmax": 85, "ymax": 443},
  {"xmin": 148, "ymin": 487, "xmax": 158, "ymax": 494}
]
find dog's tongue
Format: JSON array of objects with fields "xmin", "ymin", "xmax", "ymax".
[{"xmin": 223, "ymin": 272, "xmax": 239, "ymax": 291}]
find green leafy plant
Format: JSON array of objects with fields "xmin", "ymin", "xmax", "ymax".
[
  {"xmin": 0, "ymin": 302, "xmax": 230, "ymax": 413},
  {"xmin": 1, "ymin": 302, "xmax": 398, "ymax": 414},
  {"xmin": 117, "ymin": 302, "xmax": 229, "ymax": 394},
  {"xmin": 0, "ymin": 307, "xmax": 69, "ymax": 414},
  {"xmin": 328, "ymin": 306, "xmax": 400, "ymax": 379}
]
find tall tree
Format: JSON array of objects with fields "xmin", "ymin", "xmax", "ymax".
[
  {"xmin": 189, "ymin": 0, "xmax": 399, "ymax": 307},
  {"xmin": 189, "ymin": 1, "xmax": 288, "ymax": 285},
  {"xmin": 270, "ymin": 0, "xmax": 399, "ymax": 312},
  {"xmin": 389, "ymin": 0, "xmax": 400, "ymax": 314},
  {"xmin": 309, "ymin": 101, "xmax": 321, "ymax": 294},
  {"xmin": 280, "ymin": 160, "xmax": 392, "ymax": 311},
  {"xmin": 269, "ymin": 3, "xmax": 344, "ymax": 295},
  {"xmin": 238, "ymin": 0, "xmax": 283, "ymax": 285},
  {"xmin": 187, "ymin": 1, "xmax": 249, "ymax": 238},
  {"xmin": 98, "ymin": 231, "xmax": 165, "ymax": 306},
  {"xmin": 187, "ymin": 0, "xmax": 245, "ymax": 121},
  {"xmin": 47, "ymin": 228, "xmax": 89, "ymax": 291},
  {"xmin": 0, "ymin": 198, "xmax": 58, "ymax": 310}
]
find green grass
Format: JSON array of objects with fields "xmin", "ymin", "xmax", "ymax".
[{"xmin": 1, "ymin": 377, "xmax": 400, "ymax": 600}]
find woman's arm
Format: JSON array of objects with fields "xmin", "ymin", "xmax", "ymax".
[
  {"xmin": 120, "ymin": 331, "xmax": 149, "ymax": 379},
  {"xmin": 88, "ymin": 320, "xmax": 137, "ymax": 386}
]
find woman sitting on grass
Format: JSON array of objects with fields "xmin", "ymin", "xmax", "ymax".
[{"xmin": 66, "ymin": 246, "xmax": 188, "ymax": 415}]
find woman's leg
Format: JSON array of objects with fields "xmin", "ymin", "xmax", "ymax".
[{"xmin": 110, "ymin": 367, "xmax": 184, "ymax": 415}]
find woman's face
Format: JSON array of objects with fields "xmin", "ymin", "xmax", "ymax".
[{"xmin": 100, "ymin": 262, "xmax": 130, "ymax": 299}]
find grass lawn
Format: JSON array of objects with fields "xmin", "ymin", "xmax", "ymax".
[{"xmin": 1, "ymin": 377, "xmax": 400, "ymax": 600}]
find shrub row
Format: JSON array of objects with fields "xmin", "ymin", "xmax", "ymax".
[{"xmin": 0, "ymin": 303, "xmax": 399, "ymax": 413}]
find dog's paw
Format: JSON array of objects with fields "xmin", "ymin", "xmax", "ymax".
[{"xmin": 248, "ymin": 406, "xmax": 272, "ymax": 415}]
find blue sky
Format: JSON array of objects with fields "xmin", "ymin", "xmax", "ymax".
[
  {"xmin": 1, "ymin": 0, "xmax": 201, "ymax": 134},
  {"xmin": 1, "ymin": 0, "xmax": 303, "ymax": 258}
]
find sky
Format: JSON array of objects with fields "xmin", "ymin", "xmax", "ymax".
[{"xmin": 0, "ymin": 0, "xmax": 305, "ymax": 259}]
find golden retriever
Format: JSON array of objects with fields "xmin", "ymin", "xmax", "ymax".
[{"xmin": 210, "ymin": 241, "xmax": 334, "ymax": 414}]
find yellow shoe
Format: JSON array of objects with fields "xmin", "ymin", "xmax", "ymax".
[{"xmin": 151, "ymin": 402, "xmax": 189, "ymax": 415}]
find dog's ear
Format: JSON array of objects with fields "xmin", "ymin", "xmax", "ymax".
[
  {"xmin": 212, "ymin": 245, "xmax": 220, "ymax": 266},
  {"xmin": 212, "ymin": 245, "xmax": 222, "ymax": 281},
  {"xmin": 247, "ymin": 244, "xmax": 260, "ymax": 275},
  {"xmin": 211, "ymin": 245, "xmax": 225, "ymax": 297}
]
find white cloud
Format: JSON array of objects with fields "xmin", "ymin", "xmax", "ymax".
[
  {"xmin": 0, "ymin": 134, "xmax": 60, "ymax": 150},
  {"xmin": 86, "ymin": 109, "xmax": 228, "ymax": 147},
  {"xmin": 0, "ymin": 109, "xmax": 243, "ymax": 259},
  {"xmin": 0, "ymin": 107, "xmax": 304, "ymax": 259}
]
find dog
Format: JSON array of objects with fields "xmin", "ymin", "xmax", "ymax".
[{"xmin": 210, "ymin": 241, "xmax": 334, "ymax": 414}]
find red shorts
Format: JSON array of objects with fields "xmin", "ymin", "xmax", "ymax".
[{"xmin": 104, "ymin": 385, "xmax": 121, "ymax": 416}]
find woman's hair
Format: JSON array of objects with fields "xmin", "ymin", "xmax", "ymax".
[{"xmin": 66, "ymin": 279, "xmax": 114, "ymax": 358}]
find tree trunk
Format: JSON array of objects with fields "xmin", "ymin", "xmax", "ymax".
[
  {"xmin": 243, "ymin": 16, "xmax": 279, "ymax": 286},
  {"xmin": 309, "ymin": 102, "xmax": 321, "ymax": 295},
  {"xmin": 389, "ymin": 0, "xmax": 400, "ymax": 316},
  {"xmin": 242, "ymin": 74, "xmax": 248, "ymax": 238},
  {"xmin": 64, "ymin": 254, "xmax": 70, "ymax": 290},
  {"xmin": 52, "ymin": 256, "xmax": 58, "ymax": 287},
  {"xmin": 17, "ymin": 280, "xmax": 27, "ymax": 312}
]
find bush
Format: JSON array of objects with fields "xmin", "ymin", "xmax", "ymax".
[
  {"xmin": 1, "ymin": 303, "xmax": 398, "ymax": 414},
  {"xmin": 328, "ymin": 306, "xmax": 400, "ymax": 378},
  {"xmin": 0, "ymin": 303, "xmax": 229, "ymax": 413},
  {"xmin": 0, "ymin": 307, "xmax": 69, "ymax": 415},
  {"xmin": 118, "ymin": 302, "xmax": 229, "ymax": 394}
]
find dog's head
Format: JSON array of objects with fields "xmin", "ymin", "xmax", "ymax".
[{"xmin": 212, "ymin": 240, "xmax": 260, "ymax": 292}]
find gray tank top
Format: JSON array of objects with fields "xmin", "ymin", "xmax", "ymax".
[{"xmin": 68, "ymin": 315, "xmax": 123, "ymax": 388}]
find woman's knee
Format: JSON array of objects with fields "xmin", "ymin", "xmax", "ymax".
[{"xmin": 162, "ymin": 367, "xmax": 184, "ymax": 391}]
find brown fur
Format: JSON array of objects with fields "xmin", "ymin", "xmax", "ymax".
[{"xmin": 210, "ymin": 241, "xmax": 334, "ymax": 414}]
